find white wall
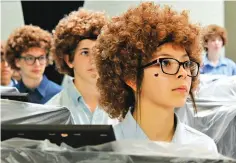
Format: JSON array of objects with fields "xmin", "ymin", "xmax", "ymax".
[
  {"xmin": 84, "ymin": 0, "xmax": 225, "ymax": 55},
  {"xmin": 84, "ymin": 0, "xmax": 224, "ymax": 26},
  {"xmin": 1, "ymin": 1, "xmax": 24, "ymax": 41},
  {"xmin": 153, "ymin": 0, "xmax": 225, "ymax": 55},
  {"xmin": 83, "ymin": 1, "xmax": 142, "ymax": 17},
  {"xmin": 1, "ymin": 1, "xmax": 224, "ymax": 41},
  {"xmin": 154, "ymin": 0, "xmax": 224, "ymax": 26}
]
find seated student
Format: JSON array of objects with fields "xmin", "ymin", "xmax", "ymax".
[
  {"xmin": 5, "ymin": 25, "xmax": 62, "ymax": 104},
  {"xmin": 1, "ymin": 41, "xmax": 17, "ymax": 87},
  {"xmin": 47, "ymin": 9, "xmax": 117, "ymax": 125},
  {"xmin": 12, "ymin": 70, "xmax": 21, "ymax": 82},
  {"xmin": 95, "ymin": 2, "xmax": 217, "ymax": 152},
  {"xmin": 200, "ymin": 24, "xmax": 236, "ymax": 76}
]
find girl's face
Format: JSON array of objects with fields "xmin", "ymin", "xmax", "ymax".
[{"xmin": 140, "ymin": 43, "xmax": 196, "ymax": 109}]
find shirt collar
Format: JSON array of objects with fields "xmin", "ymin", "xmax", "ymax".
[
  {"xmin": 67, "ymin": 78, "xmax": 82, "ymax": 103},
  {"xmin": 18, "ymin": 80, "xmax": 29, "ymax": 93},
  {"xmin": 119, "ymin": 110, "xmax": 148, "ymax": 139},
  {"xmin": 218, "ymin": 57, "xmax": 227, "ymax": 66},
  {"xmin": 204, "ymin": 54, "xmax": 227, "ymax": 67},
  {"xmin": 7, "ymin": 79, "xmax": 15, "ymax": 87},
  {"xmin": 171, "ymin": 114, "xmax": 187, "ymax": 143},
  {"xmin": 18, "ymin": 75, "xmax": 48, "ymax": 98},
  {"xmin": 120, "ymin": 111, "xmax": 185, "ymax": 142},
  {"xmin": 203, "ymin": 55, "xmax": 211, "ymax": 66},
  {"xmin": 36, "ymin": 75, "xmax": 49, "ymax": 98}
]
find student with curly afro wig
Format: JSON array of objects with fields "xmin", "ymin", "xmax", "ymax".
[
  {"xmin": 5, "ymin": 25, "xmax": 62, "ymax": 104},
  {"xmin": 200, "ymin": 24, "xmax": 236, "ymax": 75},
  {"xmin": 47, "ymin": 8, "xmax": 118, "ymax": 125},
  {"xmin": 95, "ymin": 2, "xmax": 218, "ymax": 151},
  {"xmin": 1, "ymin": 40, "xmax": 18, "ymax": 87},
  {"xmin": 3, "ymin": 38, "xmax": 21, "ymax": 83}
]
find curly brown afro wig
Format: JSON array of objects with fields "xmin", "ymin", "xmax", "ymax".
[
  {"xmin": 51, "ymin": 8, "xmax": 108, "ymax": 76},
  {"xmin": 5, "ymin": 25, "xmax": 52, "ymax": 70},
  {"xmin": 95, "ymin": 2, "xmax": 202, "ymax": 119},
  {"xmin": 202, "ymin": 24, "xmax": 227, "ymax": 52},
  {"xmin": 1, "ymin": 41, "xmax": 6, "ymax": 57}
]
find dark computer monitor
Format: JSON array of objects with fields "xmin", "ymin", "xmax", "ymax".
[
  {"xmin": 1, "ymin": 124, "xmax": 116, "ymax": 148},
  {"xmin": 0, "ymin": 92, "xmax": 29, "ymax": 102}
]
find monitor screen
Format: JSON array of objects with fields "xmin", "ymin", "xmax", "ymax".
[{"xmin": 1, "ymin": 124, "xmax": 116, "ymax": 148}]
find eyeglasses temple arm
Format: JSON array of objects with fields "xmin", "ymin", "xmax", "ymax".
[{"xmin": 140, "ymin": 60, "xmax": 158, "ymax": 69}]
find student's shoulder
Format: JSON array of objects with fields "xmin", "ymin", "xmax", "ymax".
[
  {"xmin": 184, "ymin": 124, "xmax": 208, "ymax": 137},
  {"xmin": 14, "ymin": 82, "xmax": 23, "ymax": 91},
  {"xmin": 48, "ymin": 80, "xmax": 62, "ymax": 91},
  {"xmin": 225, "ymin": 57, "xmax": 236, "ymax": 66},
  {"xmin": 14, "ymin": 82, "xmax": 20, "ymax": 88},
  {"xmin": 45, "ymin": 90, "xmax": 63, "ymax": 105}
]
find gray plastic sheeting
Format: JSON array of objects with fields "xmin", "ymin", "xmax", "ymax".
[
  {"xmin": 1, "ymin": 138, "xmax": 235, "ymax": 163},
  {"xmin": 176, "ymin": 76, "xmax": 236, "ymax": 159},
  {"xmin": 1, "ymin": 99, "xmax": 73, "ymax": 124},
  {"xmin": 0, "ymin": 86, "xmax": 19, "ymax": 93}
]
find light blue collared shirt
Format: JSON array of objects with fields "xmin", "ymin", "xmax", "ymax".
[
  {"xmin": 114, "ymin": 111, "xmax": 218, "ymax": 153},
  {"xmin": 46, "ymin": 78, "xmax": 118, "ymax": 125},
  {"xmin": 200, "ymin": 55, "xmax": 236, "ymax": 76}
]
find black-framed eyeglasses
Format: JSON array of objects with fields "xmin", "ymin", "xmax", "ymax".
[
  {"xmin": 19, "ymin": 55, "xmax": 47, "ymax": 65},
  {"xmin": 141, "ymin": 58, "xmax": 200, "ymax": 77}
]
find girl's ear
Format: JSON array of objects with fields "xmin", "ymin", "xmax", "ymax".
[{"xmin": 125, "ymin": 80, "xmax": 137, "ymax": 92}]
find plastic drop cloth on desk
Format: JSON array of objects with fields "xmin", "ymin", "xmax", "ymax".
[
  {"xmin": 1, "ymin": 138, "xmax": 235, "ymax": 163},
  {"xmin": 176, "ymin": 76, "xmax": 236, "ymax": 159},
  {"xmin": 1, "ymin": 99, "xmax": 73, "ymax": 124},
  {"xmin": 0, "ymin": 86, "xmax": 19, "ymax": 93},
  {"xmin": 197, "ymin": 75, "xmax": 236, "ymax": 101}
]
